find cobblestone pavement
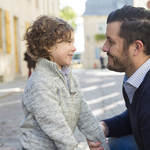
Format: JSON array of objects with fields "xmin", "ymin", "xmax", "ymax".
[{"xmin": 0, "ymin": 69, "xmax": 126, "ymax": 150}]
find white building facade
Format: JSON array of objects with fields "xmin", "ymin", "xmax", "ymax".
[
  {"xmin": 83, "ymin": 0, "xmax": 150, "ymax": 69},
  {"xmin": 0, "ymin": 0, "xmax": 59, "ymax": 82}
]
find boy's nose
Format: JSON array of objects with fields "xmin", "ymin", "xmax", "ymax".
[{"xmin": 72, "ymin": 45, "xmax": 76, "ymax": 51}]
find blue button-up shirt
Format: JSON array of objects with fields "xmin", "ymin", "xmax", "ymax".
[
  {"xmin": 60, "ymin": 66, "xmax": 70, "ymax": 79},
  {"xmin": 123, "ymin": 58, "xmax": 150, "ymax": 103},
  {"xmin": 59, "ymin": 66, "xmax": 70, "ymax": 87}
]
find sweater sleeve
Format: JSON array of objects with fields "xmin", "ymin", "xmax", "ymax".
[
  {"xmin": 23, "ymin": 81, "xmax": 82, "ymax": 150},
  {"xmin": 102, "ymin": 110, "xmax": 132, "ymax": 137},
  {"xmin": 139, "ymin": 91, "xmax": 150, "ymax": 150},
  {"xmin": 76, "ymin": 84, "xmax": 109, "ymax": 149}
]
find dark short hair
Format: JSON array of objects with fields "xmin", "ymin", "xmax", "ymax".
[
  {"xmin": 107, "ymin": 5, "xmax": 150, "ymax": 55},
  {"xmin": 24, "ymin": 15, "xmax": 74, "ymax": 60}
]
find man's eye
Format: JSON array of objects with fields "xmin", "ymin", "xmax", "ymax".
[{"xmin": 109, "ymin": 41, "xmax": 114, "ymax": 45}]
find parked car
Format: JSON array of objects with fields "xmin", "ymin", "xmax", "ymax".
[{"xmin": 72, "ymin": 52, "xmax": 82, "ymax": 64}]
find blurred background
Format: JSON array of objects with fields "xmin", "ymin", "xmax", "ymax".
[
  {"xmin": 0, "ymin": 0, "xmax": 150, "ymax": 150},
  {"xmin": 0, "ymin": 0, "xmax": 149, "ymax": 82}
]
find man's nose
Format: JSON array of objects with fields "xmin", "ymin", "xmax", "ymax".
[{"xmin": 102, "ymin": 43, "xmax": 109, "ymax": 52}]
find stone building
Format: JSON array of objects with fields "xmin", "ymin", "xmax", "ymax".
[
  {"xmin": 82, "ymin": 0, "xmax": 149, "ymax": 69},
  {"xmin": 0, "ymin": 0, "xmax": 59, "ymax": 82}
]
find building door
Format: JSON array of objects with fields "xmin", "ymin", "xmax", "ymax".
[{"xmin": 14, "ymin": 17, "xmax": 19, "ymax": 73}]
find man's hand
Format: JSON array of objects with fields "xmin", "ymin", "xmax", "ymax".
[{"xmin": 87, "ymin": 121, "xmax": 108, "ymax": 150}]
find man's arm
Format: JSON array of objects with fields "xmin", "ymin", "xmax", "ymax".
[
  {"xmin": 103, "ymin": 110, "xmax": 132, "ymax": 137},
  {"xmin": 139, "ymin": 92, "xmax": 150, "ymax": 149}
]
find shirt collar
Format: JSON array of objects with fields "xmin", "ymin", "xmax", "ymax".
[
  {"xmin": 124, "ymin": 58, "xmax": 150, "ymax": 88},
  {"xmin": 59, "ymin": 66, "xmax": 70, "ymax": 77}
]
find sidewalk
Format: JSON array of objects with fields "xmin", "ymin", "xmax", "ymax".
[{"xmin": 0, "ymin": 77, "xmax": 27, "ymax": 98}]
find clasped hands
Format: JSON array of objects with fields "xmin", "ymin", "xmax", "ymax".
[{"xmin": 87, "ymin": 121, "xmax": 108, "ymax": 150}]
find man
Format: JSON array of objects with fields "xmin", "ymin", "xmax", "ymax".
[
  {"xmin": 24, "ymin": 52, "xmax": 36, "ymax": 78},
  {"xmin": 88, "ymin": 5, "xmax": 150, "ymax": 150}
]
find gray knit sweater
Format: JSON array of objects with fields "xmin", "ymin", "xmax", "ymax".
[{"xmin": 19, "ymin": 58, "xmax": 109, "ymax": 150}]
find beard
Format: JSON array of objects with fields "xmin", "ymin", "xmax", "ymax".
[{"xmin": 106, "ymin": 51, "xmax": 132, "ymax": 73}]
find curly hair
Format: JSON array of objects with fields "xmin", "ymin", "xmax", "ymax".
[{"xmin": 24, "ymin": 15, "xmax": 74, "ymax": 61}]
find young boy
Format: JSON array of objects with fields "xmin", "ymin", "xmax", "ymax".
[{"xmin": 19, "ymin": 15, "xmax": 109, "ymax": 150}]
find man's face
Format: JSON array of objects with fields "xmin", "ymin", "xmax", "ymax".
[{"xmin": 102, "ymin": 21, "xmax": 133, "ymax": 73}]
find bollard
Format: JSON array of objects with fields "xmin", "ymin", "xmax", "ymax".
[{"xmin": 94, "ymin": 62, "xmax": 97, "ymax": 69}]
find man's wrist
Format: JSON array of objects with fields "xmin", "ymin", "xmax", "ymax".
[{"xmin": 100, "ymin": 121, "xmax": 108, "ymax": 137}]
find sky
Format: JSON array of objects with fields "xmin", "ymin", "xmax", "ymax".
[{"xmin": 59, "ymin": 0, "xmax": 87, "ymax": 53}]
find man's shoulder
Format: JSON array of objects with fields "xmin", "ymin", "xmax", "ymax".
[{"xmin": 141, "ymin": 69, "xmax": 150, "ymax": 88}]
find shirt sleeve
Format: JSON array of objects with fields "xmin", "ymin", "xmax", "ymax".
[
  {"xmin": 23, "ymin": 80, "xmax": 82, "ymax": 150},
  {"xmin": 75, "ymin": 81, "xmax": 109, "ymax": 150},
  {"xmin": 102, "ymin": 109, "xmax": 132, "ymax": 137}
]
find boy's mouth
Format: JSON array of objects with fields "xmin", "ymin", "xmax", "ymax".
[{"xmin": 68, "ymin": 54, "xmax": 73, "ymax": 59}]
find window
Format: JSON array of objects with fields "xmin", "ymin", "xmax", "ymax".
[{"xmin": 98, "ymin": 23, "xmax": 106, "ymax": 34}]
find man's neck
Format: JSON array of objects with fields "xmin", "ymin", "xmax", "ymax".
[{"xmin": 126, "ymin": 56, "xmax": 150, "ymax": 77}]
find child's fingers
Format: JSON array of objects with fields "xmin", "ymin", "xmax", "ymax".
[
  {"xmin": 90, "ymin": 146, "xmax": 104, "ymax": 150},
  {"xmin": 87, "ymin": 139, "xmax": 103, "ymax": 148}
]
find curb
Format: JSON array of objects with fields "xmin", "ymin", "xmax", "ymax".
[
  {"xmin": 0, "ymin": 92, "xmax": 14, "ymax": 99},
  {"xmin": 0, "ymin": 87, "xmax": 25, "ymax": 99}
]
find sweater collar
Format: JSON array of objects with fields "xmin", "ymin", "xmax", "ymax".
[
  {"xmin": 36, "ymin": 58, "xmax": 76, "ymax": 93},
  {"xmin": 37, "ymin": 57, "xmax": 59, "ymax": 75}
]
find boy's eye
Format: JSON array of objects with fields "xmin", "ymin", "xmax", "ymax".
[{"xmin": 68, "ymin": 40, "xmax": 71, "ymax": 43}]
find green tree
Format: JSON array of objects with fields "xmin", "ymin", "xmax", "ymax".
[{"xmin": 59, "ymin": 6, "xmax": 77, "ymax": 30}]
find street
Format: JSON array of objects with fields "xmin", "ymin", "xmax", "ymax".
[{"xmin": 0, "ymin": 69, "xmax": 126, "ymax": 150}]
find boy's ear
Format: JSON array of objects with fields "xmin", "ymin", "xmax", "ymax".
[
  {"xmin": 44, "ymin": 46, "xmax": 53, "ymax": 52},
  {"xmin": 133, "ymin": 40, "xmax": 143, "ymax": 56},
  {"xmin": 47, "ymin": 49, "xmax": 53, "ymax": 53}
]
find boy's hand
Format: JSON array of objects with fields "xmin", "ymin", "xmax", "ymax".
[{"xmin": 87, "ymin": 140, "xmax": 104, "ymax": 150}]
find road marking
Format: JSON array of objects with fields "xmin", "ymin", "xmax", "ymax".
[
  {"xmin": 87, "ymin": 92, "xmax": 120, "ymax": 105},
  {"xmin": 82, "ymin": 82, "xmax": 116, "ymax": 92},
  {"xmin": 0, "ymin": 87, "xmax": 24, "ymax": 93},
  {"xmin": 92, "ymin": 99, "xmax": 125, "ymax": 116},
  {"xmin": 0, "ymin": 100, "xmax": 21, "ymax": 107}
]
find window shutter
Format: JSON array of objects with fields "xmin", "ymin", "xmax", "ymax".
[
  {"xmin": 5, "ymin": 10, "xmax": 11, "ymax": 54},
  {"xmin": 0, "ymin": 9, "xmax": 3, "ymax": 52},
  {"xmin": 25, "ymin": 21, "xmax": 30, "ymax": 30}
]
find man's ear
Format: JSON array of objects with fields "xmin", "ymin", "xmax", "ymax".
[{"xmin": 133, "ymin": 40, "xmax": 143, "ymax": 56}]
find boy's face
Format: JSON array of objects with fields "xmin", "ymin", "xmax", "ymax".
[{"xmin": 50, "ymin": 31, "xmax": 76, "ymax": 69}]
